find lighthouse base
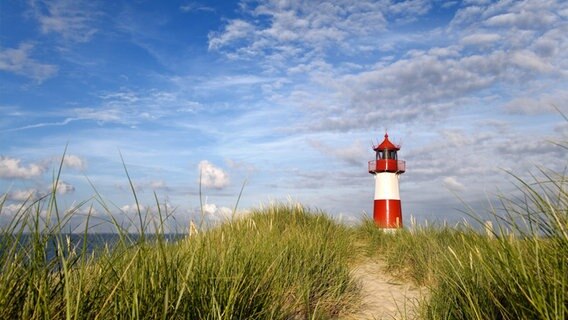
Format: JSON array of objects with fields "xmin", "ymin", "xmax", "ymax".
[
  {"xmin": 379, "ymin": 228, "xmax": 400, "ymax": 234},
  {"xmin": 373, "ymin": 199, "xmax": 402, "ymax": 229}
]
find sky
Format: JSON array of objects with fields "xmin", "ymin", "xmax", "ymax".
[{"xmin": 1, "ymin": 0, "xmax": 567, "ymax": 232}]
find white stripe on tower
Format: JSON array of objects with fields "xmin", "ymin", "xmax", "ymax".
[{"xmin": 374, "ymin": 173, "xmax": 400, "ymax": 200}]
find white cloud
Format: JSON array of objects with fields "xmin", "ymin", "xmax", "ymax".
[
  {"xmin": 115, "ymin": 180, "xmax": 170, "ymax": 193},
  {"xmin": 3, "ymin": 118, "xmax": 75, "ymax": 133},
  {"xmin": 72, "ymin": 204, "xmax": 103, "ymax": 218},
  {"xmin": 503, "ymin": 90, "xmax": 568, "ymax": 114},
  {"xmin": 149, "ymin": 180, "xmax": 167, "ymax": 190},
  {"xmin": 485, "ymin": 10, "xmax": 557, "ymax": 29},
  {"xmin": 28, "ymin": 0, "xmax": 99, "ymax": 42},
  {"xmin": 402, "ymin": 122, "xmax": 567, "ymax": 211},
  {"xmin": 319, "ymin": 52, "xmax": 505, "ymax": 128},
  {"xmin": 180, "ymin": 2, "xmax": 214, "ymax": 13},
  {"xmin": 308, "ymin": 139, "xmax": 367, "ymax": 167},
  {"xmin": 443, "ymin": 176, "xmax": 466, "ymax": 192},
  {"xmin": 389, "ymin": 0, "xmax": 431, "ymax": 17},
  {"xmin": 203, "ymin": 0, "xmax": 568, "ymax": 138},
  {"xmin": 0, "ymin": 43, "xmax": 58, "ymax": 82},
  {"xmin": 208, "ymin": 19, "xmax": 255, "ymax": 50},
  {"xmin": 1, "ymin": 203, "xmax": 26, "ymax": 216},
  {"xmin": 554, "ymin": 122, "xmax": 568, "ymax": 137},
  {"xmin": 118, "ymin": 202, "xmax": 178, "ymax": 232},
  {"xmin": 461, "ymin": 33, "xmax": 501, "ymax": 46},
  {"xmin": 464, "ymin": 0, "xmax": 492, "ymax": 5},
  {"xmin": 225, "ymin": 159, "xmax": 256, "ymax": 173},
  {"xmin": 532, "ymin": 29, "xmax": 565, "ymax": 59},
  {"xmin": 510, "ymin": 50, "xmax": 554, "ymax": 73},
  {"xmin": 120, "ymin": 204, "xmax": 146, "ymax": 214},
  {"xmin": 202, "ymin": 200, "xmax": 250, "ymax": 222},
  {"xmin": 8, "ymin": 188, "xmax": 39, "ymax": 201},
  {"xmin": 53, "ymin": 180, "xmax": 75, "ymax": 195},
  {"xmin": 4, "ymin": 87, "xmax": 208, "ymax": 133},
  {"xmin": 63, "ymin": 154, "xmax": 85, "ymax": 170},
  {"xmin": 208, "ymin": 0, "xmax": 393, "ymax": 60},
  {"xmin": 439, "ymin": 129, "xmax": 472, "ymax": 148},
  {"xmin": 202, "ymin": 202, "xmax": 233, "ymax": 219},
  {"xmin": 198, "ymin": 160, "xmax": 229, "ymax": 189},
  {"xmin": 0, "ymin": 156, "xmax": 45, "ymax": 179},
  {"xmin": 73, "ymin": 107, "xmax": 123, "ymax": 123},
  {"xmin": 301, "ymin": 28, "xmax": 565, "ymax": 131}
]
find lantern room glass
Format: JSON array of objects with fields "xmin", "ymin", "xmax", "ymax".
[{"xmin": 377, "ymin": 150, "xmax": 398, "ymax": 160}]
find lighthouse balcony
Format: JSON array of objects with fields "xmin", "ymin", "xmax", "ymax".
[{"xmin": 368, "ymin": 160, "xmax": 406, "ymax": 174}]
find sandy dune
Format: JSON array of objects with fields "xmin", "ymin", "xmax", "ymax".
[{"xmin": 347, "ymin": 258, "xmax": 426, "ymax": 320}]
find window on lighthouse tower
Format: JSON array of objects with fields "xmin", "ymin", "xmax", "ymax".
[
  {"xmin": 378, "ymin": 150, "xmax": 398, "ymax": 160},
  {"xmin": 389, "ymin": 150, "xmax": 398, "ymax": 160}
]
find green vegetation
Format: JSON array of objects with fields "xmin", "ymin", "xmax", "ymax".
[
  {"xmin": 0, "ymin": 197, "xmax": 358, "ymax": 319},
  {"xmin": 359, "ymin": 167, "xmax": 567, "ymax": 319}
]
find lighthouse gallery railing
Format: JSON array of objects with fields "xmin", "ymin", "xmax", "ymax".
[{"xmin": 368, "ymin": 160, "xmax": 406, "ymax": 174}]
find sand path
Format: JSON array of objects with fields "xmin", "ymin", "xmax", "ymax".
[{"xmin": 347, "ymin": 258, "xmax": 426, "ymax": 320}]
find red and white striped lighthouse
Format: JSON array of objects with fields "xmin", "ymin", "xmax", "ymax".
[{"xmin": 368, "ymin": 133, "xmax": 406, "ymax": 229}]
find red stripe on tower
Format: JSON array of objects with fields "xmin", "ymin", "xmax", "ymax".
[
  {"xmin": 368, "ymin": 133, "xmax": 405, "ymax": 230},
  {"xmin": 373, "ymin": 199, "xmax": 402, "ymax": 228}
]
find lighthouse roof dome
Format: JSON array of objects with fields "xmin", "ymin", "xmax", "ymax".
[{"xmin": 373, "ymin": 133, "xmax": 400, "ymax": 151}]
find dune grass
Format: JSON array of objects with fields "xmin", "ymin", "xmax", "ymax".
[{"xmin": 0, "ymin": 193, "xmax": 358, "ymax": 319}]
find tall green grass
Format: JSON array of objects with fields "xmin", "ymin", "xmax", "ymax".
[{"xmin": 0, "ymin": 192, "xmax": 358, "ymax": 319}]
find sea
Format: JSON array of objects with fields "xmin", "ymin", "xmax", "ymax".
[{"xmin": 1, "ymin": 233, "xmax": 187, "ymax": 261}]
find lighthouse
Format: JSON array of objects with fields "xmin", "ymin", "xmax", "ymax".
[{"xmin": 368, "ymin": 133, "xmax": 406, "ymax": 229}]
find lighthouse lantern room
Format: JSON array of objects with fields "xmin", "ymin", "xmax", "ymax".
[{"xmin": 368, "ymin": 133, "xmax": 405, "ymax": 229}]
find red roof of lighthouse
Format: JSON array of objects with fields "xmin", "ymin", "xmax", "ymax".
[{"xmin": 373, "ymin": 133, "xmax": 400, "ymax": 151}]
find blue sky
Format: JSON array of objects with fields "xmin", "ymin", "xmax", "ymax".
[{"xmin": 1, "ymin": 0, "xmax": 567, "ymax": 231}]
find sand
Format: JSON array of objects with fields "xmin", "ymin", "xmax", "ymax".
[{"xmin": 346, "ymin": 258, "xmax": 426, "ymax": 320}]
